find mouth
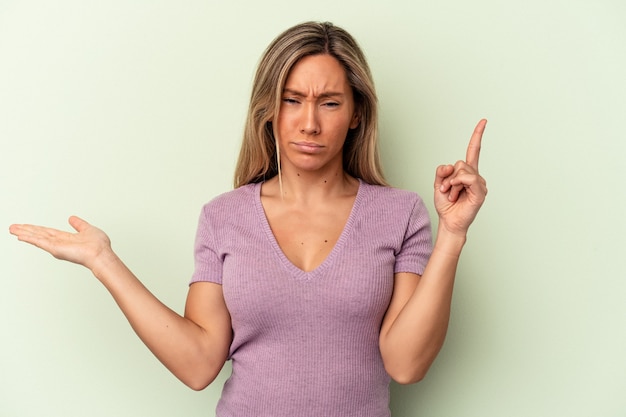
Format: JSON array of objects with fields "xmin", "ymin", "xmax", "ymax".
[{"xmin": 291, "ymin": 141, "xmax": 324, "ymax": 153}]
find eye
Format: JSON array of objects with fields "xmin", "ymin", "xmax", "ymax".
[
  {"xmin": 282, "ymin": 97, "xmax": 299, "ymax": 105},
  {"xmin": 323, "ymin": 101, "xmax": 339, "ymax": 108}
]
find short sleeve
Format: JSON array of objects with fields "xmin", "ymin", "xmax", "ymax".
[
  {"xmin": 190, "ymin": 205, "xmax": 223, "ymax": 285},
  {"xmin": 394, "ymin": 196, "xmax": 433, "ymax": 275}
]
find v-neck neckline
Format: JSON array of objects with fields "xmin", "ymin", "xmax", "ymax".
[{"xmin": 254, "ymin": 179, "xmax": 364, "ymax": 280}]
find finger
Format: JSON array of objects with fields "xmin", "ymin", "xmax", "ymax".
[
  {"xmin": 68, "ymin": 215, "xmax": 90, "ymax": 233},
  {"xmin": 447, "ymin": 183, "xmax": 465, "ymax": 202},
  {"xmin": 466, "ymin": 119, "xmax": 487, "ymax": 171},
  {"xmin": 9, "ymin": 224, "xmax": 63, "ymax": 253},
  {"xmin": 8, "ymin": 223, "xmax": 21, "ymax": 237},
  {"xmin": 449, "ymin": 173, "xmax": 488, "ymax": 199},
  {"xmin": 435, "ymin": 164, "xmax": 454, "ymax": 191},
  {"xmin": 440, "ymin": 160, "xmax": 472, "ymax": 191},
  {"xmin": 9, "ymin": 223, "xmax": 53, "ymax": 239}
]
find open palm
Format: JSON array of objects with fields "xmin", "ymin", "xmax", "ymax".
[{"xmin": 9, "ymin": 216, "xmax": 112, "ymax": 272}]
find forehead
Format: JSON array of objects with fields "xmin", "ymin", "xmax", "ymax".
[{"xmin": 284, "ymin": 54, "xmax": 350, "ymax": 92}]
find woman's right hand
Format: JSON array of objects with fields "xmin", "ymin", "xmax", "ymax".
[
  {"xmin": 10, "ymin": 216, "xmax": 231, "ymax": 388},
  {"xmin": 9, "ymin": 216, "xmax": 114, "ymax": 274}
]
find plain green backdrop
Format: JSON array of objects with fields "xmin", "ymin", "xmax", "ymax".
[{"xmin": 1, "ymin": 1, "xmax": 625, "ymax": 416}]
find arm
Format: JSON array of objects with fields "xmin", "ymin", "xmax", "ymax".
[
  {"xmin": 379, "ymin": 119, "xmax": 488, "ymax": 384},
  {"xmin": 8, "ymin": 216, "xmax": 231, "ymax": 390}
]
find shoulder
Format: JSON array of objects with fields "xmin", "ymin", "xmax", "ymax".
[
  {"xmin": 201, "ymin": 183, "xmax": 258, "ymax": 215},
  {"xmin": 195, "ymin": 183, "xmax": 260, "ymax": 238},
  {"xmin": 359, "ymin": 181, "xmax": 426, "ymax": 212}
]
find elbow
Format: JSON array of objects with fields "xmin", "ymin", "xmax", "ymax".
[
  {"xmin": 391, "ymin": 369, "xmax": 428, "ymax": 385},
  {"xmin": 384, "ymin": 358, "xmax": 433, "ymax": 385},
  {"xmin": 175, "ymin": 341, "xmax": 230, "ymax": 391},
  {"xmin": 380, "ymin": 339, "xmax": 444, "ymax": 384},
  {"xmin": 185, "ymin": 378, "xmax": 212, "ymax": 392},
  {"xmin": 175, "ymin": 358, "xmax": 227, "ymax": 391},
  {"xmin": 181, "ymin": 367, "xmax": 222, "ymax": 391}
]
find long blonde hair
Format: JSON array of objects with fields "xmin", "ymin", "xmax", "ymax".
[{"xmin": 233, "ymin": 21, "xmax": 387, "ymax": 188}]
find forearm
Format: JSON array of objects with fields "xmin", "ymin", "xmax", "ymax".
[
  {"xmin": 381, "ymin": 226, "xmax": 466, "ymax": 383},
  {"xmin": 9, "ymin": 218, "xmax": 228, "ymax": 388},
  {"xmin": 91, "ymin": 251, "xmax": 228, "ymax": 389}
]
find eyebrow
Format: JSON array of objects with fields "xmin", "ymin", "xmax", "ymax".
[{"xmin": 282, "ymin": 88, "xmax": 345, "ymax": 99}]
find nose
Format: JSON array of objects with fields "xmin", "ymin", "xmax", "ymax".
[{"xmin": 300, "ymin": 103, "xmax": 320, "ymax": 135}]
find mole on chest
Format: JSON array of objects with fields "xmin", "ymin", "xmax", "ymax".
[{"xmin": 273, "ymin": 223, "xmax": 340, "ymax": 272}]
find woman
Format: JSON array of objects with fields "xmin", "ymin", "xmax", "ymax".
[{"xmin": 9, "ymin": 21, "xmax": 487, "ymax": 417}]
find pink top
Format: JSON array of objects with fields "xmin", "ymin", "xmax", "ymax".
[{"xmin": 191, "ymin": 180, "xmax": 432, "ymax": 417}]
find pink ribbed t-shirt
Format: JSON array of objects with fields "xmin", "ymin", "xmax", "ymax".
[{"xmin": 191, "ymin": 179, "xmax": 432, "ymax": 417}]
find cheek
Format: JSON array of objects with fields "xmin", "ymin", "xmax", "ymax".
[
  {"xmin": 276, "ymin": 112, "xmax": 297, "ymax": 134},
  {"xmin": 329, "ymin": 116, "xmax": 354, "ymax": 138}
]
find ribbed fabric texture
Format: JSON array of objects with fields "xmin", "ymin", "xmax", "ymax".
[{"xmin": 191, "ymin": 179, "xmax": 433, "ymax": 417}]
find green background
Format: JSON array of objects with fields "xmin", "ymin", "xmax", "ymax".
[{"xmin": 1, "ymin": 1, "xmax": 624, "ymax": 416}]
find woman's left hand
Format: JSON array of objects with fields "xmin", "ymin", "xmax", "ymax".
[{"xmin": 434, "ymin": 119, "xmax": 488, "ymax": 237}]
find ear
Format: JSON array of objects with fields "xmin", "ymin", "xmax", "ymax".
[{"xmin": 350, "ymin": 113, "xmax": 360, "ymax": 129}]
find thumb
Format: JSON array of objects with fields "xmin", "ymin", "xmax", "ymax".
[
  {"xmin": 434, "ymin": 164, "xmax": 453, "ymax": 191},
  {"xmin": 68, "ymin": 216, "xmax": 90, "ymax": 232}
]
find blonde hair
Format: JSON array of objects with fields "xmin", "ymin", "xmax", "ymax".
[{"xmin": 233, "ymin": 21, "xmax": 387, "ymax": 188}]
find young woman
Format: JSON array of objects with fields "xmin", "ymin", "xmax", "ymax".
[{"xmin": 10, "ymin": 21, "xmax": 487, "ymax": 417}]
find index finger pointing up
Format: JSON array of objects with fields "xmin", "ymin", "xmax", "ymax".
[{"xmin": 466, "ymin": 119, "xmax": 487, "ymax": 170}]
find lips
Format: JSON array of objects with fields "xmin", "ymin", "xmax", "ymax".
[{"xmin": 291, "ymin": 141, "xmax": 324, "ymax": 153}]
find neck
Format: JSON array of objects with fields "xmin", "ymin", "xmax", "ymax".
[{"xmin": 267, "ymin": 165, "xmax": 358, "ymax": 204}]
